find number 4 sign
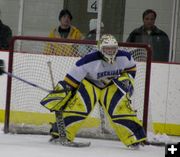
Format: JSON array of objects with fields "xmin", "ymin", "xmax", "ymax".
[{"xmin": 87, "ymin": 0, "xmax": 98, "ymax": 13}]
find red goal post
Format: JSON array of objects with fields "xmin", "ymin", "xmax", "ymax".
[{"xmin": 4, "ymin": 36, "xmax": 152, "ymax": 139}]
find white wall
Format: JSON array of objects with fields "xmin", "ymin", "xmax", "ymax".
[{"xmin": 150, "ymin": 63, "xmax": 180, "ymax": 124}]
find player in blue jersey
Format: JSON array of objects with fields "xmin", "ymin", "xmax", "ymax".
[{"xmin": 40, "ymin": 34, "xmax": 146, "ymax": 148}]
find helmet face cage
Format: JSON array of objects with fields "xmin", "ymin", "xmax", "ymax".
[{"xmin": 99, "ymin": 34, "xmax": 118, "ymax": 64}]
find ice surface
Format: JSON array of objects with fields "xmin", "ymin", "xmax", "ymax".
[{"xmin": 0, "ymin": 124, "xmax": 171, "ymax": 157}]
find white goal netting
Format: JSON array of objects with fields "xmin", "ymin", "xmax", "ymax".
[{"xmin": 4, "ymin": 36, "xmax": 151, "ymax": 140}]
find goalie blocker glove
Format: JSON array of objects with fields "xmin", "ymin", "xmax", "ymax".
[
  {"xmin": 0, "ymin": 59, "xmax": 5, "ymax": 75},
  {"xmin": 40, "ymin": 81, "xmax": 73, "ymax": 111},
  {"xmin": 113, "ymin": 72, "xmax": 134, "ymax": 97}
]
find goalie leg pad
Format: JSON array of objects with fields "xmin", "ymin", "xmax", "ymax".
[
  {"xmin": 49, "ymin": 122, "xmax": 59, "ymax": 139},
  {"xmin": 62, "ymin": 79, "xmax": 100, "ymax": 141},
  {"xmin": 100, "ymin": 83, "xmax": 146, "ymax": 146},
  {"xmin": 40, "ymin": 81, "xmax": 72, "ymax": 111},
  {"xmin": 49, "ymin": 80, "xmax": 100, "ymax": 141}
]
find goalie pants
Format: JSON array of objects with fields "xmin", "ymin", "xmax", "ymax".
[{"xmin": 63, "ymin": 79, "xmax": 146, "ymax": 146}]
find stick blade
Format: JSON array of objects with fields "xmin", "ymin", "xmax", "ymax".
[{"xmin": 50, "ymin": 138, "xmax": 91, "ymax": 147}]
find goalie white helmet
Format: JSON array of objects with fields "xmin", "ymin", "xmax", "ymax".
[{"xmin": 98, "ymin": 34, "xmax": 118, "ymax": 64}]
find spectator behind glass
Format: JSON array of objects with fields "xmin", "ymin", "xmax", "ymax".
[
  {"xmin": 126, "ymin": 9, "xmax": 170, "ymax": 62},
  {"xmin": 86, "ymin": 19, "xmax": 104, "ymax": 40},
  {"xmin": 45, "ymin": 9, "xmax": 84, "ymax": 55},
  {"xmin": 0, "ymin": 9, "xmax": 12, "ymax": 50},
  {"xmin": 49, "ymin": 9, "xmax": 84, "ymax": 40}
]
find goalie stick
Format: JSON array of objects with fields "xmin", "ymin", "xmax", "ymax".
[
  {"xmin": 1, "ymin": 59, "xmax": 68, "ymax": 93},
  {"xmin": 52, "ymin": 110, "xmax": 91, "ymax": 147},
  {"xmin": 1, "ymin": 59, "xmax": 90, "ymax": 147},
  {"xmin": 1, "ymin": 72, "xmax": 67, "ymax": 94},
  {"xmin": 1, "ymin": 58, "xmax": 90, "ymax": 147},
  {"xmin": 47, "ymin": 61, "xmax": 91, "ymax": 147}
]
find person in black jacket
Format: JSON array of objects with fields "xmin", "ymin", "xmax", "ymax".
[
  {"xmin": 0, "ymin": 18, "xmax": 12, "ymax": 50},
  {"xmin": 127, "ymin": 9, "xmax": 170, "ymax": 62}
]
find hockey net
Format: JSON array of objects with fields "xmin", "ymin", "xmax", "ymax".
[{"xmin": 4, "ymin": 36, "xmax": 152, "ymax": 141}]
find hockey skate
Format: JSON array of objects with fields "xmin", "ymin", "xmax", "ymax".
[
  {"xmin": 49, "ymin": 122, "xmax": 91, "ymax": 147},
  {"xmin": 128, "ymin": 141, "xmax": 145, "ymax": 149}
]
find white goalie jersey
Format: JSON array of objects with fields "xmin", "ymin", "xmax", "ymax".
[{"xmin": 64, "ymin": 50, "xmax": 136, "ymax": 89}]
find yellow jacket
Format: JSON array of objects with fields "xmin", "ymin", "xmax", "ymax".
[
  {"xmin": 49, "ymin": 25, "xmax": 84, "ymax": 39},
  {"xmin": 44, "ymin": 26, "xmax": 84, "ymax": 56}
]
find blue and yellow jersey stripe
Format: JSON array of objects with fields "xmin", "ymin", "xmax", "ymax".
[{"xmin": 64, "ymin": 74, "xmax": 80, "ymax": 88}]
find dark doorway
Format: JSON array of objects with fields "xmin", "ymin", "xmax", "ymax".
[{"xmin": 64, "ymin": 0, "xmax": 125, "ymax": 41}]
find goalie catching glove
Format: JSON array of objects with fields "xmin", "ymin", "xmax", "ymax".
[
  {"xmin": 0, "ymin": 59, "xmax": 5, "ymax": 75},
  {"xmin": 40, "ymin": 81, "xmax": 73, "ymax": 111}
]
